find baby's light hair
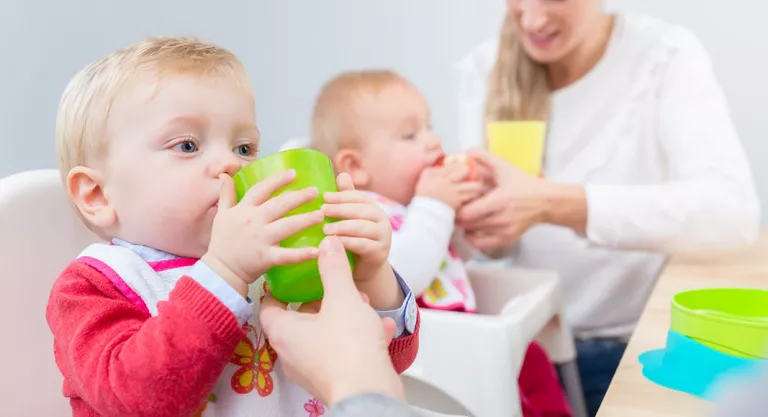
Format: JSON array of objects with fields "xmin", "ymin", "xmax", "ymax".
[
  {"xmin": 55, "ymin": 36, "xmax": 252, "ymax": 183},
  {"xmin": 311, "ymin": 69, "xmax": 413, "ymax": 157}
]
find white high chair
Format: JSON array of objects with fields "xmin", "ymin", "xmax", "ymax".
[
  {"xmin": 277, "ymin": 139, "xmax": 588, "ymax": 417},
  {"xmin": 401, "ymin": 266, "xmax": 586, "ymax": 417},
  {"xmin": 0, "ymin": 170, "xmax": 102, "ymax": 416}
]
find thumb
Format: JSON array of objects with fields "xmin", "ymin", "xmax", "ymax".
[
  {"xmin": 317, "ymin": 236, "xmax": 359, "ymax": 306},
  {"xmin": 218, "ymin": 174, "xmax": 237, "ymax": 210},
  {"xmin": 259, "ymin": 293, "xmax": 295, "ymax": 344},
  {"xmin": 382, "ymin": 317, "xmax": 397, "ymax": 340},
  {"xmin": 336, "ymin": 172, "xmax": 356, "ymax": 191},
  {"xmin": 466, "ymin": 147, "xmax": 505, "ymax": 170},
  {"xmin": 466, "ymin": 147, "xmax": 526, "ymax": 185}
]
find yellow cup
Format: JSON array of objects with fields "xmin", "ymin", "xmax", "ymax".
[{"xmin": 487, "ymin": 121, "xmax": 547, "ymax": 177}]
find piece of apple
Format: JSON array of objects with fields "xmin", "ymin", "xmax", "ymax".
[{"xmin": 434, "ymin": 153, "xmax": 479, "ymax": 181}]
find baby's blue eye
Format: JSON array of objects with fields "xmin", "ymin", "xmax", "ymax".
[
  {"xmin": 173, "ymin": 140, "xmax": 198, "ymax": 153},
  {"xmin": 235, "ymin": 144, "xmax": 253, "ymax": 156},
  {"xmin": 404, "ymin": 132, "xmax": 416, "ymax": 140}
]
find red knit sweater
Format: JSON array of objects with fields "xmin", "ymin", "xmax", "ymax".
[{"xmin": 46, "ymin": 261, "xmax": 420, "ymax": 417}]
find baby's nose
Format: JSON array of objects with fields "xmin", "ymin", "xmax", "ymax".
[
  {"xmin": 426, "ymin": 136, "xmax": 443, "ymax": 151},
  {"xmin": 210, "ymin": 153, "xmax": 242, "ymax": 178}
]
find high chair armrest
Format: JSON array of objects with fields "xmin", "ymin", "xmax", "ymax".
[
  {"xmin": 467, "ymin": 265, "xmax": 576, "ymax": 363},
  {"xmin": 467, "ymin": 265, "xmax": 558, "ymax": 312}
]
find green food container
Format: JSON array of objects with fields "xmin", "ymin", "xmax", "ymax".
[
  {"xmin": 233, "ymin": 149, "xmax": 355, "ymax": 303},
  {"xmin": 671, "ymin": 288, "xmax": 768, "ymax": 359}
]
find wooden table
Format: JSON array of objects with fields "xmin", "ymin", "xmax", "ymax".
[{"xmin": 597, "ymin": 234, "xmax": 768, "ymax": 417}]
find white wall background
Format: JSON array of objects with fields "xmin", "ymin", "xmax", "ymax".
[{"xmin": 1, "ymin": 0, "xmax": 766, "ymax": 220}]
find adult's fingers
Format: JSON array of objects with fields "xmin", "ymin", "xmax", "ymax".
[
  {"xmin": 459, "ymin": 209, "xmax": 511, "ymax": 231},
  {"xmin": 298, "ymin": 299, "xmax": 323, "ymax": 314},
  {"xmin": 259, "ymin": 293, "xmax": 294, "ymax": 341},
  {"xmin": 297, "ymin": 292, "xmax": 368, "ymax": 314},
  {"xmin": 465, "ymin": 148, "xmax": 506, "ymax": 172},
  {"xmin": 466, "ymin": 231, "xmax": 508, "ymax": 251},
  {"xmin": 466, "ymin": 147, "xmax": 534, "ymax": 184},
  {"xmin": 456, "ymin": 181, "xmax": 486, "ymax": 197},
  {"xmin": 316, "ymin": 236, "xmax": 360, "ymax": 307},
  {"xmin": 298, "ymin": 291, "xmax": 371, "ymax": 314},
  {"xmin": 474, "ymin": 162, "xmax": 495, "ymax": 184},
  {"xmin": 456, "ymin": 188, "xmax": 507, "ymax": 224}
]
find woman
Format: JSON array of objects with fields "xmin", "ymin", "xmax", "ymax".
[{"xmin": 455, "ymin": 0, "xmax": 759, "ymax": 415}]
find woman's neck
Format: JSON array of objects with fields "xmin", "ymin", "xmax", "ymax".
[{"xmin": 547, "ymin": 13, "xmax": 615, "ymax": 90}]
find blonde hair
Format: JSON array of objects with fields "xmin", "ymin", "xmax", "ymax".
[
  {"xmin": 55, "ymin": 36, "xmax": 252, "ymax": 182},
  {"xmin": 485, "ymin": 14, "xmax": 551, "ymax": 122},
  {"xmin": 311, "ymin": 69, "xmax": 413, "ymax": 157}
]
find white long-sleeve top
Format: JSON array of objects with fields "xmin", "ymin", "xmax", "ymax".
[
  {"xmin": 456, "ymin": 12, "xmax": 760, "ymax": 339},
  {"xmin": 368, "ymin": 192, "xmax": 477, "ymax": 312}
]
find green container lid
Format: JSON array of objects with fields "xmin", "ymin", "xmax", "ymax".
[
  {"xmin": 233, "ymin": 148, "xmax": 355, "ymax": 303},
  {"xmin": 671, "ymin": 288, "xmax": 768, "ymax": 359}
]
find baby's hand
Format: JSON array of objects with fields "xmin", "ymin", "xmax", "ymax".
[
  {"xmin": 202, "ymin": 171, "xmax": 325, "ymax": 296},
  {"xmin": 415, "ymin": 164, "xmax": 485, "ymax": 210},
  {"xmin": 321, "ymin": 174, "xmax": 404, "ymax": 310},
  {"xmin": 321, "ymin": 173, "xmax": 391, "ymax": 277}
]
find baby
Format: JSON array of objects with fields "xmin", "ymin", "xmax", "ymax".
[
  {"xmin": 311, "ymin": 70, "xmax": 484, "ymax": 312},
  {"xmin": 310, "ymin": 70, "xmax": 572, "ymax": 417},
  {"xmin": 46, "ymin": 38, "xmax": 418, "ymax": 417}
]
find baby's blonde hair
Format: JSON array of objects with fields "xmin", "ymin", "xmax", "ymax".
[
  {"xmin": 485, "ymin": 14, "xmax": 551, "ymax": 123},
  {"xmin": 311, "ymin": 69, "xmax": 413, "ymax": 157},
  {"xmin": 55, "ymin": 36, "xmax": 252, "ymax": 182}
]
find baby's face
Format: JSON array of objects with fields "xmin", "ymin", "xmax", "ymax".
[
  {"xmin": 102, "ymin": 73, "xmax": 259, "ymax": 257},
  {"xmin": 357, "ymin": 83, "xmax": 443, "ymax": 206}
]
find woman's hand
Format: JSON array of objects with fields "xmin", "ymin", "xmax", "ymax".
[
  {"xmin": 456, "ymin": 149, "xmax": 548, "ymax": 249},
  {"xmin": 456, "ymin": 148, "xmax": 587, "ymax": 250},
  {"xmin": 259, "ymin": 236, "xmax": 403, "ymax": 407}
]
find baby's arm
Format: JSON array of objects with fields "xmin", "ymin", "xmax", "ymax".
[
  {"xmin": 46, "ymin": 261, "xmax": 243, "ymax": 417},
  {"xmin": 386, "ymin": 196, "xmax": 455, "ymax": 296},
  {"xmin": 387, "ymin": 311, "xmax": 420, "ymax": 374},
  {"xmin": 371, "ymin": 269, "xmax": 420, "ymax": 373}
]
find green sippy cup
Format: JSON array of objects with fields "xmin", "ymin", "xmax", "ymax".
[{"xmin": 232, "ymin": 148, "xmax": 355, "ymax": 303}]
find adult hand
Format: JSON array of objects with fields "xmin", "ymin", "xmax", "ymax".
[
  {"xmin": 456, "ymin": 148, "xmax": 585, "ymax": 250},
  {"xmin": 259, "ymin": 236, "xmax": 403, "ymax": 407}
]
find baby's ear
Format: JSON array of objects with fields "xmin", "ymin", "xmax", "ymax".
[
  {"xmin": 66, "ymin": 167, "xmax": 117, "ymax": 230},
  {"xmin": 334, "ymin": 149, "xmax": 369, "ymax": 188}
]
